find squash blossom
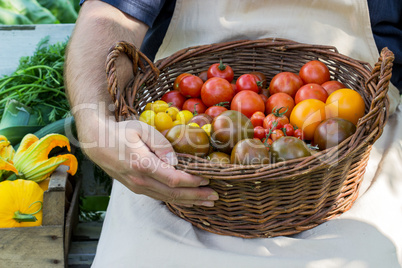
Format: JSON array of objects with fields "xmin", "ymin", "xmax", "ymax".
[
  {"xmin": 0, "ymin": 135, "xmax": 18, "ymax": 178},
  {"xmin": 0, "ymin": 134, "xmax": 78, "ymax": 183}
]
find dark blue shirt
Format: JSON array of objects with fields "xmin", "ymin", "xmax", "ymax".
[{"xmin": 81, "ymin": 0, "xmax": 402, "ymax": 92}]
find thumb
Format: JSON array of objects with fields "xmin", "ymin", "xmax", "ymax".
[{"xmin": 142, "ymin": 124, "xmax": 178, "ymax": 166}]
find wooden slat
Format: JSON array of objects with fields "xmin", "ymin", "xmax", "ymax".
[
  {"xmin": 0, "ymin": 226, "xmax": 64, "ymax": 267},
  {"xmin": 42, "ymin": 166, "xmax": 67, "ymax": 226}
]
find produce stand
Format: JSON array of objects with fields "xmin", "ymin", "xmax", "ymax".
[
  {"xmin": 0, "ymin": 166, "xmax": 81, "ymax": 267},
  {"xmin": 0, "ymin": 24, "xmax": 101, "ymax": 267}
]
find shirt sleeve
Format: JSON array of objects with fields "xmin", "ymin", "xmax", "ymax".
[
  {"xmin": 80, "ymin": 0, "xmax": 167, "ymax": 27},
  {"xmin": 368, "ymin": 0, "xmax": 402, "ymax": 93}
]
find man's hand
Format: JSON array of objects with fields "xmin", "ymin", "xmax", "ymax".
[{"xmin": 80, "ymin": 115, "xmax": 218, "ymax": 207}]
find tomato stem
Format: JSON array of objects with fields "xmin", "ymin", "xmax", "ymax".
[{"xmin": 218, "ymin": 59, "xmax": 227, "ymax": 71}]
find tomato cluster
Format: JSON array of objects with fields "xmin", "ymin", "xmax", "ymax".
[{"xmin": 139, "ymin": 59, "xmax": 365, "ymax": 164}]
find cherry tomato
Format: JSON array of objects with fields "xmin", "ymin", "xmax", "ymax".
[
  {"xmin": 236, "ymin": 74, "xmax": 261, "ymax": 93},
  {"xmin": 271, "ymin": 129, "xmax": 285, "ymax": 141},
  {"xmin": 265, "ymin": 92, "xmax": 295, "ymax": 119},
  {"xmin": 262, "ymin": 136, "xmax": 273, "ymax": 150},
  {"xmin": 201, "ymin": 77, "xmax": 234, "ymax": 107},
  {"xmin": 205, "ymin": 105, "xmax": 228, "ymax": 119},
  {"xmin": 182, "ymin": 98, "xmax": 207, "ymax": 114},
  {"xmin": 250, "ymin": 71, "xmax": 267, "ymax": 89},
  {"xmin": 161, "ymin": 91, "xmax": 186, "ymax": 110},
  {"xmin": 263, "ymin": 107, "xmax": 290, "ymax": 130},
  {"xmin": 282, "ymin": 123, "xmax": 295, "ymax": 136},
  {"xmin": 207, "ymin": 60, "xmax": 234, "ymax": 83},
  {"xmin": 250, "ymin": 111, "xmax": 266, "ymax": 127},
  {"xmin": 294, "ymin": 128, "xmax": 305, "ymax": 140},
  {"xmin": 290, "ymin": 99, "xmax": 326, "ymax": 140},
  {"xmin": 254, "ymin": 126, "xmax": 266, "ymax": 140},
  {"xmin": 155, "ymin": 112, "xmax": 173, "ymax": 132},
  {"xmin": 299, "ymin": 60, "xmax": 331, "ymax": 85},
  {"xmin": 269, "ymin": 72, "xmax": 304, "ymax": 98},
  {"xmin": 325, "ymin": 88, "xmax": 365, "ymax": 125},
  {"xmin": 231, "ymin": 83, "xmax": 238, "ymax": 94},
  {"xmin": 198, "ymin": 70, "xmax": 208, "ymax": 82},
  {"xmin": 230, "ymin": 90, "xmax": 265, "ymax": 118},
  {"xmin": 321, "ymin": 80, "xmax": 346, "ymax": 96},
  {"xmin": 174, "ymin": 73, "xmax": 191, "ymax": 91},
  {"xmin": 179, "ymin": 74, "xmax": 204, "ymax": 98},
  {"xmin": 295, "ymin": 83, "xmax": 329, "ymax": 104}
]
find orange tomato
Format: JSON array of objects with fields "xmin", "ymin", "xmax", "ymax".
[
  {"xmin": 325, "ymin": 88, "xmax": 365, "ymax": 125},
  {"xmin": 290, "ymin": 99, "xmax": 326, "ymax": 140}
]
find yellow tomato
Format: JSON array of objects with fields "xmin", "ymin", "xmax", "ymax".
[
  {"xmin": 152, "ymin": 100, "xmax": 170, "ymax": 113},
  {"xmin": 290, "ymin": 99, "xmax": 326, "ymax": 140},
  {"xmin": 144, "ymin": 102, "xmax": 153, "ymax": 111},
  {"xmin": 201, "ymin": 123, "xmax": 211, "ymax": 136},
  {"xmin": 188, "ymin": 122, "xmax": 200, "ymax": 128},
  {"xmin": 325, "ymin": 88, "xmax": 365, "ymax": 125},
  {"xmin": 172, "ymin": 120, "xmax": 183, "ymax": 126},
  {"xmin": 139, "ymin": 110, "xmax": 156, "ymax": 126},
  {"xmin": 155, "ymin": 112, "xmax": 173, "ymax": 131},
  {"xmin": 176, "ymin": 110, "xmax": 193, "ymax": 124},
  {"xmin": 165, "ymin": 106, "xmax": 180, "ymax": 120}
]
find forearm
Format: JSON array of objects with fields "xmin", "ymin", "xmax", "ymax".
[{"xmin": 65, "ymin": 0, "xmax": 148, "ymax": 144}]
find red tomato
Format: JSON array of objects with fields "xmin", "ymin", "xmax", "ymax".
[
  {"xmin": 201, "ymin": 77, "xmax": 234, "ymax": 107},
  {"xmin": 262, "ymin": 136, "xmax": 273, "ymax": 150},
  {"xmin": 236, "ymin": 74, "xmax": 261, "ymax": 93},
  {"xmin": 259, "ymin": 94, "xmax": 268, "ymax": 103},
  {"xmin": 295, "ymin": 83, "xmax": 329, "ymax": 104},
  {"xmin": 321, "ymin": 80, "xmax": 346, "ymax": 95},
  {"xmin": 294, "ymin": 128, "xmax": 305, "ymax": 140},
  {"xmin": 250, "ymin": 111, "xmax": 266, "ymax": 127},
  {"xmin": 207, "ymin": 60, "xmax": 234, "ymax": 83},
  {"xmin": 250, "ymin": 71, "xmax": 267, "ymax": 89},
  {"xmin": 179, "ymin": 75, "xmax": 204, "ymax": 98},
  {"xmin": 299, "ymin": 60, "xmax": 331, "ymax": 85},
  {"xmin": 271, "ymin": 129, "xmax": 285, "ymax": 141},
  {"xmin": 205, "ymin": 105, "xmax": 228, "ymax": 119},
  {"xmin": 263, "ymin": 107, "xmax": 290, "ymax": 130},
  {"xmin": 265, "ymin": 92, "xmax": 295, "ymax": 119},
  {"xmin": 254, "ymin": 126, "xmax": 266, "ymax": 140},
  {"xmin": 231, "ymin": 83, "xmax": 238, "ymax": 94},
  {"xmin": 161, "ymin": 91, "xmax": 186, "ymax": 110},
  {"xmin": 230, "ymin": 90, "xmax": 265, "ymax": 118},
  {"xmin": 198, "ymin": 70, "xmax": 208, "ymax": 82},
  {"xmin": 182, "ymin": 98, "xmax": 207, "ymax": 114},
  {"xmin": 282, "ymin": 123, "xmax": 295, "ymax": 136},
  {"xmin": 269, "ymin": 72, "xmax": 304, "ymax": 98},
  {"xmin": 174, "ymin": 73, "xmax": 191, "ymax": 91}
]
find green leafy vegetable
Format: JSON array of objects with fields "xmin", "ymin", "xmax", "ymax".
[{"xmin": 0, "ymin": 36, "xmax": 71, "ymax": 125}]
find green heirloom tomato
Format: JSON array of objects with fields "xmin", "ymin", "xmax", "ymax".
[
  {"xmin": 313, "ymin": 117, "xmax": 356, "ymax": 150},
  {"xmin": 271, "ymin": 136, "xmax": 311, "ymax": 163},
  {"xmin": 210, "ymin": 110, "xmax": 254, "ymax": 154},
  {"xmin": 166, "ymin": 124, "xmax": 211, "ymax": 157},
  {"xmin": 231, "ymin": 139, "xmax": 270, "ymax": 165}
]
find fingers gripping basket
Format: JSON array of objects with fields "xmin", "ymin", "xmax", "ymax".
[{"xmin": 106, "ymin": 38, "xmax": 394, "ymax": 238}]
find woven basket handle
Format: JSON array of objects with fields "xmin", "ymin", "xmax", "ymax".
[
  {"xmin": 359, "ymin": 47, "xmax": 394, "ymax": 141},
  {"xmin": 105, "ymin": 41, "xmax": 159, "ymax": 119}
]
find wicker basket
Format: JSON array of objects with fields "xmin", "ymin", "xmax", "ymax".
[{"xmin": 106, "ymin": 38, "xmax": 394, "ymax": 238}]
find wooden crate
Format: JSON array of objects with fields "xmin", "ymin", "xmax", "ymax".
[{"xmin": 0, "ymin": 166, "xmax": 81, "ymax": 267}]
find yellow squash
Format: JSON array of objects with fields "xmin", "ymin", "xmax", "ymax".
[{"xmin": 0, "ymin": 179, "xmax": 44, "ymax": 228}]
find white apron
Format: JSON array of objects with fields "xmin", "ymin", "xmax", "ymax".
[{"xmin": 92, "ymin": 1, "xmax": 402, "ymax": 267}]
